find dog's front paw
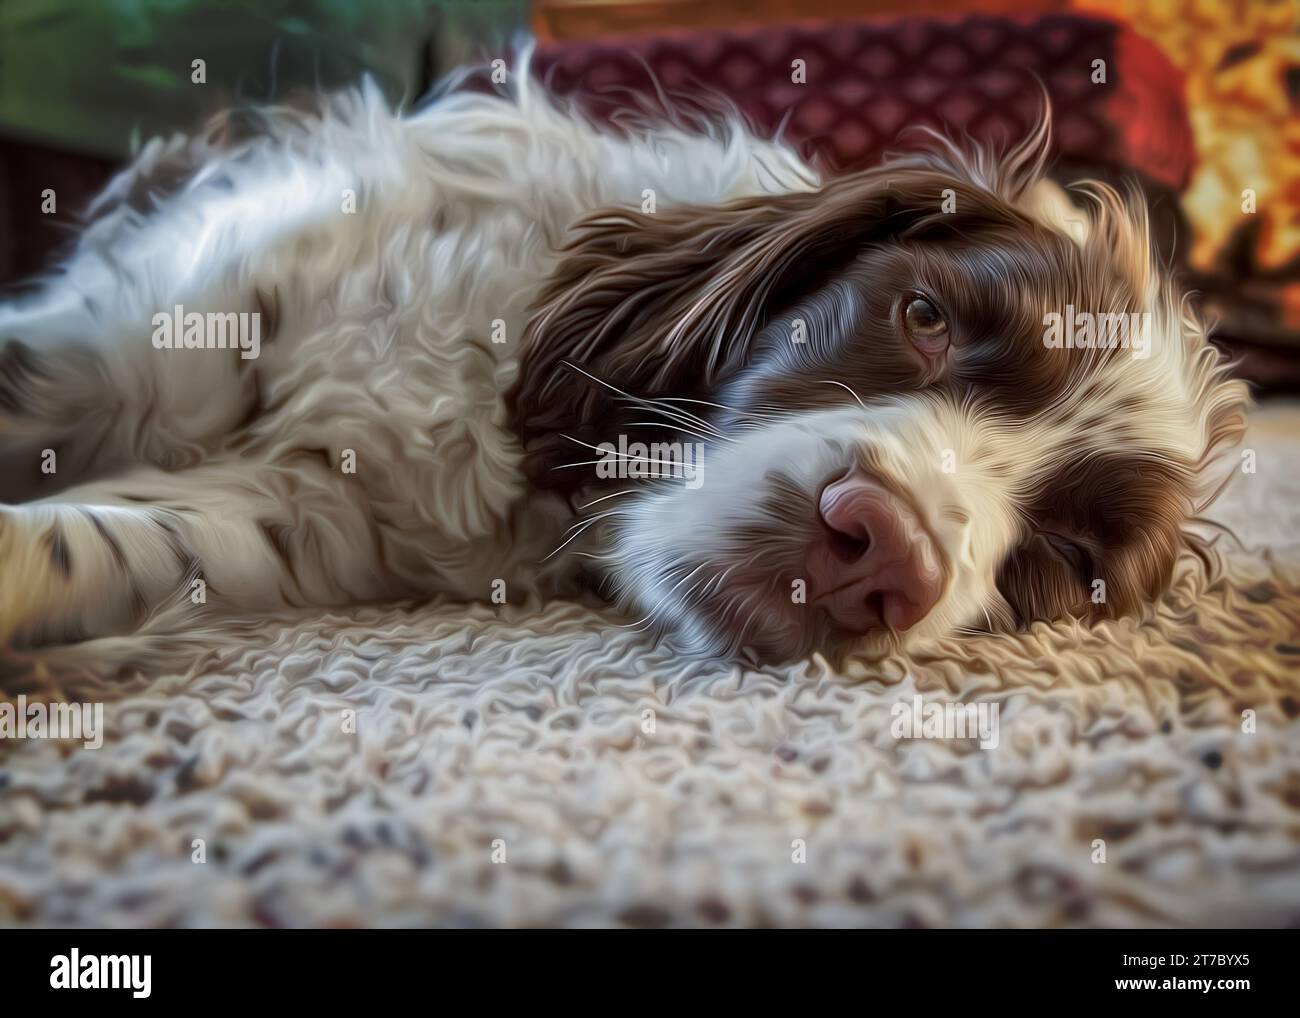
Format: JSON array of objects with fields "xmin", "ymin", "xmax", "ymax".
[
  {"xmin": 0, "ymin": 504, "xmax": 73, "ymax": 647},
  {"xmin": 0, "ymin": 503, "xmax": 134, "ymax": 648}
]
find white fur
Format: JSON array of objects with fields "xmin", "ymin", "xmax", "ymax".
[
  {"xmin": 0, "ymin": 73, "xmax": 814, "ymax": 651},
  {"xmin": 0, "ymin": 73, "xmax": 1244, "ymax": 665}
]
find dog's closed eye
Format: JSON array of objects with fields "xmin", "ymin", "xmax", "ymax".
[{"xmin": 996, "ymin": 530, "xmax": 1101, "ymax": 626}]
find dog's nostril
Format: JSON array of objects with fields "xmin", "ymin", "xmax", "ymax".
[
  {"xmin": 811, "ymin": 469, "xmax": 944, "ymax": 635},
  {"xmin": 863, "ymin": 589, "xmax": 886, "ymax": 624},
  {"xmin": 826, "ymin": 526, "xmax": 870, "ymax": 563},
  {"xmin": 819, "ymin": 474, "xmax": 876, "ymax": 563}
]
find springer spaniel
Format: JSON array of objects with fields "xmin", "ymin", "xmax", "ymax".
[{"xmin": 0, "ymin": 70, "xmax": 1247, "ymax": 668}]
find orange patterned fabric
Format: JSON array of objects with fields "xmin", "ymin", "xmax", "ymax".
[{"xmin": 1075, "ymin": 0, "xmax": 1300, "ymax": 275}]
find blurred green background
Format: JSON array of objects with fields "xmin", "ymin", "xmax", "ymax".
[{"xmin": 0, "ymin": 0, "xmax": 529, "ymax": 158}]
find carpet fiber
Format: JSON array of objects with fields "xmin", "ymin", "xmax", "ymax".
[{"xmin": 3, "ymin": 403, "xmax": 1299, "ymax": 928}]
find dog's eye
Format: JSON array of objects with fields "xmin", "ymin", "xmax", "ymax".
[{"xmin": 901, "ymin": 294, "xmax": 949, "ymax": 353}]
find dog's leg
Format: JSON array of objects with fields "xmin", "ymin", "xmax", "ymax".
[
  {"xmin": 0, "ymin": 458, "xmax": 393, "ymax": 647},
  {"xmin": 0, "ymin": 119, "xmax": 319, "ymax": 503},
  {"xmin": 0, "ymin": 301, "xmax": 263, "ymax": 505},
  {"xmin": 0, "ymin": 333, "xmax": 119, "ymax": 503}
]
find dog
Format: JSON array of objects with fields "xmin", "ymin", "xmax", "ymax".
[{"xmin": 0, "ymin": 69, "xmax": 1248, "ymax": 668}]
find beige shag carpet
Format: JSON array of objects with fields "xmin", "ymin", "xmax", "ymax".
[{"xmin": 2, "ymin": 404, "xmax": 1299, "ymax": 928}]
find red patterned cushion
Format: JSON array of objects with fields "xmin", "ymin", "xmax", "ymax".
[{"xmin": 534, "ymin": 14, "xmax": 1194, "ymax": 190}]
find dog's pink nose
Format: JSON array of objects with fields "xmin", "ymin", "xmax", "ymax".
[{"xmin": 810, "ymin": 471, "xmax": 945, "ymax": 634}]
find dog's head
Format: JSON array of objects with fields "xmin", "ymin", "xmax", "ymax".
[{"xmin": 509, "ymin": 119, "xmax": 1248, "ymax": 662}]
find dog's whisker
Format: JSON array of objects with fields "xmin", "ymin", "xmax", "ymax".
[
  {"xmin": 556, "ymin": 434, "xmax": 706, "ymax": 469},
  {"xmin": 615, "ymin": 561, "xmax": 708, "ymax": 630},
  {"xmin": 576, "ymin": 489, "xmax": 638, "ymax": 511},
  {"xmin": 615, "ymin": 393, "xmax": 718, "ymax": 430},
  {"xmin": 560, "ymin": 507, "xmax": 622, "ymax": 537},
  {"xmin": 560, "ymin": 361, "xmax": 718, "ymax": 431},
  {"xmin": 819, "ymin": 379, "xmax": 867, "ymax": 410},
  {"xmin": 543, "ymin": 510, "xmax": 621, "ymax": 561},
  {"xmin": 615, "ymin": 396, "xmax": 724, "ymax": 430},
  {"xmin": 552, "ymin": 456, "xmax": 696, "ymax": 471},
  {"xmin": 620, "ymin": 421, "xmax": 726, "ymax": 445},
  {"xmin": 614, "ymin": 400, "xmax": 733, "ymax": 443},
  {"xmin": 660, "ymin": 397, "xmax": 784, "ymax": 422}
]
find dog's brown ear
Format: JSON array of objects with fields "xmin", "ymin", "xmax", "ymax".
[
  {"xmin": 508, "ymin": 191, "xmax": 810, "ymax": 488},
  {"xmin": 508, "ymin": 170, "xmax": 979, "ymax": 488},
  {"xmin": 512, "ymin": 191, "xmax": 828, "ymax": 434}
]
